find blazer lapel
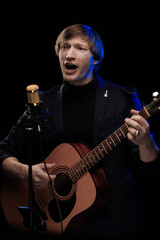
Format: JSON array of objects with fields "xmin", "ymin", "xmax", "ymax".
[
  {"xmin": 93, "ymin": 76, "xmax": 110, "ymax": 147},
  {"xmin": 52, "ymin": 85, "xmax": 64, "ymax": 135},
  {"xmin": 42, "ymin": 84, "xmax": 64, "ymax": 136}
]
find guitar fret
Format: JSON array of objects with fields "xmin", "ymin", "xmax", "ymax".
[
  {"xmin": 84, "ymin": 158, "xmax": 91, "ymax": 171},
  {"xmin": 92, "ymin": 151, "xmax": 99, "ymax": 164},
  {"xmin": 94, "ymin": 150, "xmax": 101, "ymax": 161},
  {"xmin": 66, "ymin": 97, "xmax": 158, "ymax": 184},
  {"xmin": 72, "ymin": 166, "xmax": 79, "ymax": 181},
  {"xmin": 88, "ymin": 157, "xmax": 93, "ymax": 168},
  {"xmin": 75, "ymin": 164, "xmax": 81, "ymax": 178},
  {"xmin": 86, "ymin": 155, "xmax": 94, "ymax": 168},
  {"xmin": 102, "ymin": 141, "xmax": 109, "ymax": 153},
  {"xmin": 69, "ymin": 124, "xmax": 129, "ymax": 183},
  {"xmin": 98, "ymin": 145, "xmax": 105, "ymax": 158},
  {"xmin": 69, "ymin": 168, "xmax": 77, "ymax": 182},
  {"xmin": 116, "ymin": 128, "xmax": 124, "ymax": 141},
  {"xmin": 105, "ymin": 140, "xmax": 112, "ymax": 150},
  {"xmin": 69, "ymin": 124, "xmax": 130, "ymax": 183},
  {"xmin": 101, "ymin": 142, "xmax": 108, "ymax": 154},
  {"xmin": 110, "ymin": 135, "xmax": 116, "ymax": 146},
  {"xmin": 79, "ymin": 160, "xmax": 88, "ymax": 173},
  {"xmin": 94, "ymin": 146, "xmax": 104, "ymax": 160},
  {"xmin": 84, "ymin": 159, "xmax": 89, "ymax": 171},
  {"xmin": 88, "ymin": 152, "xmax": 97, "ymax": 165},
  {"xmin": 119, "ymin": 126, "xmax": 127, "ymax": 137},
  {"xmin": 67, "ymin": 170, "xmax": 74, "ymax": 182},
  {"xmin": 123, "ymin": 123, "xmax": 128, "ymax": 134},
  {"xmin": 114, "ymin": 131, "xmax": 121, "ymax": 142},
  {"xmin": 107, "ymin": 136, "xmax": 115, "ymax": 149},
  {"xmin": 139, "ymin": 106, "xmax": 150, "ymax": 119},
  {"xmin": 77, "ymin": 162, "xmax": 84, "ymax": 177}
]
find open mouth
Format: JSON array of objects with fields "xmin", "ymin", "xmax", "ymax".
[{"xmin": 64, "ymin": 62, "xmax": 78, "ymax": 71}]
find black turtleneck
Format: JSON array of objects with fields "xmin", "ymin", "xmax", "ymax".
[{"xmin": 63, "ymin": 78, "xmax": 98, "ymax": 148}]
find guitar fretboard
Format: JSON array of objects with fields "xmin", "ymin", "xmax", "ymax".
[
  {"xmin": 68, "ymin": 106, "xmax": 151, "ymax": 183},
  {"xmin": 68, "ymin": 123, "xmax": 128, "ymax": 183}
]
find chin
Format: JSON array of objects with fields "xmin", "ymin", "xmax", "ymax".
[
  {"xmin": 63, "ymin": 75, "xmax": 78, "ymax": 83},
  {"xmin": 64, "ymin": 79, "xmax": 78, "ymax": 85}
]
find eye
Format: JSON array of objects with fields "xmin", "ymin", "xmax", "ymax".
[
  {"xmin": 60, "ymin": 44, "xmax": 69, "ymax": 50},
  {"xmin": 77, "ymin": 46, "xmax": 87, "ymax": 51}
]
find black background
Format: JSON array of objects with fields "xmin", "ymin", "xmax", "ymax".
[
  {"xmin": 0, "ymin": 4, "xmax": 160, "ymax": 238},
  {"xmin": 1, "ymin": 6, "xmax": 160, "ymax": 144}
]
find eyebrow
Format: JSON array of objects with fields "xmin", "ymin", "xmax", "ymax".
[
  {"xmin": 61, "ymin": 41, "xmax": 89, "ymax": 49},
  {"xmin": 74, "ymin": 43, "xmax": 88, "ymax": 48}
]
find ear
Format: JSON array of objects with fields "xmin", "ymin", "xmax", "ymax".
[{"xmin": 93, "ymin": 60, "xmax": 100, "ymax": 66}]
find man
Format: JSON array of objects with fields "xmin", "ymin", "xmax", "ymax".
[{"xmin": 0, "ymin": 24, "xmax": 159, "ymax": 238}]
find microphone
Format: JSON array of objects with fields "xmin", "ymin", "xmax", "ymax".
[
  {"xmin": 26, "ymin": 84, "xmax": 41, "ymax": 106},
  {"xmin": 26, "ymin": 84, "xmax": 47, "ymax": 132}
]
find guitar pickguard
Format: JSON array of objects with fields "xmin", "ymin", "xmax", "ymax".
[{"xmin": 48, "ymin": 193, "xmax": 76, "ymax": 222}]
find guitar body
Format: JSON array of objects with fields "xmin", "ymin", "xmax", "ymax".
[
  {"xmin": 1, "ymin": 94, "xmax": 160, "ymax": 236},
  {"xmin": 1, "ymin": 142, "xmax": 109, "ymax": 236}
]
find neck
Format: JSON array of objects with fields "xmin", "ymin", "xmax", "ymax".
[
  {"xmin": 63, "ymin": 75, "xmax": 98, "ymax": 99},
  {"xmin": 65, "ymin": 76, "xmax": 94, "ymax": 86}
]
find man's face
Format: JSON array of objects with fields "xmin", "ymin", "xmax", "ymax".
[{"xmin": 58, "ymin": 36, "xmax": 97, "ymax": 86}]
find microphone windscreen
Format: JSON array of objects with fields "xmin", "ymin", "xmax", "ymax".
[{"xmin": 26, "ymin": 84, "xmax": 40, "ymax": 106}]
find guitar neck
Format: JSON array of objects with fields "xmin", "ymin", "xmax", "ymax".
[{"xmin": 68, "ymin": 106, "xmax": 151, "ymax": 183}]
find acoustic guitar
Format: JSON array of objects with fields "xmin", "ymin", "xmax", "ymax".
[{"xmin": 1, "ymin": 93, "xmax": 160, "ymax": 236}]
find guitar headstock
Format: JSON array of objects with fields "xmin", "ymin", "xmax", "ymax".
[{"xmin": 145, "ymin": 91, "xmax": 160, "ymax": 116}]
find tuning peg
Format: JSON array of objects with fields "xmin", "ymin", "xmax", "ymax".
[{"xmin": 152, "ymin": 91, "xmax": 159, "ymax": 99}]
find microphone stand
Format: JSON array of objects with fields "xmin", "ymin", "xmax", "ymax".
[
  {"xmin": 26, "ymin": 125, "xmax": 34, "ymax": 233},
  {"xmin": 26, "ymin": 109, "xmax": 42, "ymax": 234},
  {"xmin": 25, "ymin": 85, "xmax": 42, "ymax": 234}
]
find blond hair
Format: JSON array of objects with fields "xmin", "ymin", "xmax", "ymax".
[{"xmin": 55, "ymin": 24, "xmax": 104, "ymax": 72}]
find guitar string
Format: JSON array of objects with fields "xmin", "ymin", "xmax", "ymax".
[
  {"xmin": 51, "ymin": 103, "xmax": 155, "ymax": 190},
  {"xmin": 39, "ymin": 136, "xmax": 64, "ymax": 234},
  {"xmin": 52, "ymin": 124, "xmax": 128, "ymax": 190},
  {"xmin": 47, "ymin": 103, "xmax": 156, "ymax": 191}
]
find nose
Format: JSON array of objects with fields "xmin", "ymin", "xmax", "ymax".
[{"xmin": 66, "ymin": 47, "xmax": 75, "ymax": 60}]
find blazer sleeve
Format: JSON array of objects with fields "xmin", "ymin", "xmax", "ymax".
[
  {"xmin": 0, "ymin": 112, "xmax": 29, "ymax": 166},
  {"xmin": 120, "ymin": 86, "xmax": 160, "ymax": 176}
]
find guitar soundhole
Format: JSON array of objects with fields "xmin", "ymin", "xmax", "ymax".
[
  {"xmin": 48, "ymin": 167, "xmax": 76, "ymax": 222},
  {"xmin": 54, "ymin": 172, "xmax": 73, "ymax": 198},
  {"xmin": 49, "ymin": 166, "xmax": 76, "ymax": 200}
]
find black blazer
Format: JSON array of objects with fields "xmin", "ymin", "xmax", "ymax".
[
  {"xmin": 40, "ymin": 75, "xmax": 144, "ymax": 235},
  {"xmin": 0, "ymin": 75, "xmax": 159, "ymax": 236}
]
